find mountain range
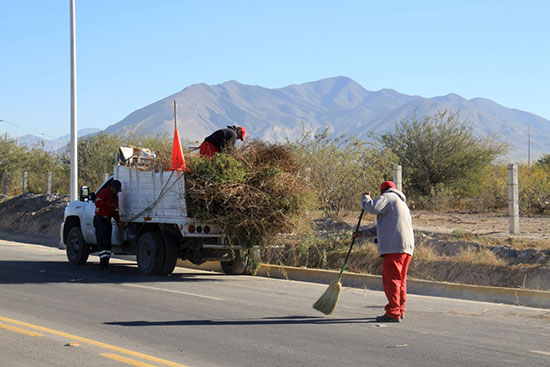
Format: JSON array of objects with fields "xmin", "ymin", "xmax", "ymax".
[
  {"xmin": 19, "ymin": 128, "xmax": 101, "ymax": 153},
  {"xmin": 31, "ymin": 77, "xmax": 550, "ymax": 161}
]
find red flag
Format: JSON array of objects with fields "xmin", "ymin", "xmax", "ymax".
[{"xmin": 169, "ymin": 128, "xmax": 189, "ymax": 171}]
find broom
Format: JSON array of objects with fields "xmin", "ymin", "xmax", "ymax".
[{"xmin": 313, "ymin": 208, "xmax": 365, "ymax": 315}]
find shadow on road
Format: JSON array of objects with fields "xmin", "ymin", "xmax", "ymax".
[
  {"xmin": 0, "ymin": 260, "xmax": 225, "ymax": 285},
  {"xmin": 105, "ymin": 315, "xmax": 379, "ymax": 327}
]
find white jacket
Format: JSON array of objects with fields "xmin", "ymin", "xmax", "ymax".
[{"xmin": 360, "ymin": 188, "xmax": 414, "ymax": 256}]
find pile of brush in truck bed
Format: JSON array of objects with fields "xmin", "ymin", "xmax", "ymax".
[{"xmin": 184, "ymin": 141, "xmax": 311, "ymax": 249}]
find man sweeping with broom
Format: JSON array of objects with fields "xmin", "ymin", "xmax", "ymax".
[
  {"xmin": 355, "ymin": 181, "xmax": 414, "ymax": 322},
  {"xmin": 313, "ymin": 181, "xmax": 414, "ymax": 322}
]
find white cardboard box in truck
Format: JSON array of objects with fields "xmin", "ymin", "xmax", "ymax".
[{"xmin": 61, "ymin": 156, "xmax": 256, "ymax": 275}]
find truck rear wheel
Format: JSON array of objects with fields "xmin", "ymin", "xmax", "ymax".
[
  {"xmin": 160, "ymin": 233, "xmax": 178, "ymax": 275},
  {"xmin": 66, "ymin": 226, "xmax": 90, "ymax": 265},
  {"xmin": 137, "ymin": 232, "xmax": 165, "ymax": 275},
  {"xmin": 221, "ymin": 248, "xmax": 261, "ymax": 275}
]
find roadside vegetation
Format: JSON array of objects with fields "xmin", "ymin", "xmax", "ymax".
[
  {"xmin": 2, "ymin": 111, "xmax": 549, "ymax": 217},
  {"xmin": 2, "ymin": 111, "xmax": 549, "ymax": 288}
]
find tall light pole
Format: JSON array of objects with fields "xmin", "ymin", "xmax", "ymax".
[
  {"xmin": 0, "ymin": 119, "xmax": 19, "ymax": 146},
  {"xmin": 70, "ymin": 0, "xmax": 78, "ymax": 201}
]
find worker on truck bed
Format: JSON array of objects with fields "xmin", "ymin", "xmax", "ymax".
[
  {"xmin": 94, "ymin": 180, "xmax": 124, "ymax": 273},
  {"xmin": 198, "ymin": 125, "xmax": 246, "ymax": 158}
]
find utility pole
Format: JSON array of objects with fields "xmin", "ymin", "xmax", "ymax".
[
  {"xmin": 528, "ymin": 124, "xmax": 531, "ymax": 167},
  {"xmin": 70, "ymin": 0, "xmax": 78, "ymax": 201},
  {"xmin": 174, "ymin": 100, "xmax": 177, "ymax": 129}
]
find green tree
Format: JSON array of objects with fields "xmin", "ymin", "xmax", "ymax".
[
  {"xmin": 379, "ymin": 111, "xmax": 506, "ymax": 198},
  {"xmin": 0, "ymin": 136, "xmax": 28, "ymax": 194},
  {"xmin": 0, "ymin": 136, "xmax": 68, "ymax": 195},
  {"xmin": 25, "ymin": 146, "xmax": 67, "ymax": 194},
  {"xmin": 536, "ymin": 153, "xmax": 550, "ymax": 169}
]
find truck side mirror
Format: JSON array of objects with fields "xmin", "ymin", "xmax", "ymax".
[{"xmin": 80, "ymin": 186, "xmax": 90, "ymax": 202}]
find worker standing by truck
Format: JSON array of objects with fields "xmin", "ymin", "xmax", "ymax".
[
  {"xmin": 94, "ymin": 180, "xmax": 123, "ymax": 272},
  {"xmin": 198, "ymin": 125, "xmax": 247, "ymax": 158}
]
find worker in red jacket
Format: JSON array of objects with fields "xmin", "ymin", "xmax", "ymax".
[
  {"xmin": 198, "ymin": 125, "xmax": 246, "ymax": 158},
  {"xmin": 94, "ymin": 180, "xmax": 123, "ymax": 272}
]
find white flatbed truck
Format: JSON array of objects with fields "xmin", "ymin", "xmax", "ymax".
[{"xmin": 61, "ymin": 150, "xmax": 256, "ymax": 275}]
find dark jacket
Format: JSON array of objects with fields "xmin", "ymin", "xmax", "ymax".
[{"xmin": 204, "ymin": 126, "xmax": 239, "ymax": 152}]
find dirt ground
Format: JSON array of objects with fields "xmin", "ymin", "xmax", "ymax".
[
  {"xmin": 0, "ymin": 194, "xmax": 68, "ymax": 244},
  {"xmin": 410, "ymin": 211, "xmax": 550, "ymax": 241},
  {"xmin": 1, "ymin": 194, "xmax": 549, "ymax": 291}
]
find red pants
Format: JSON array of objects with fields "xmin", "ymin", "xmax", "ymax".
[
  {"xmin": 382, "ymin": 253, "xmax": 412, "ymax": 319},
  {"xmin": 199, "ymin": 141, "xmax": 218, "ymax": 158}
]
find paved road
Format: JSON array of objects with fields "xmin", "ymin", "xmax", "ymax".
[{"xmin": 1, "ymin": 239, "xmax": 549, "ymax": 367}]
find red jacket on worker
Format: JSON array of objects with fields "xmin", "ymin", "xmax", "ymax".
[{"xmin": 94, "ymin": 188, "xmax": 120, "ymax": 223}]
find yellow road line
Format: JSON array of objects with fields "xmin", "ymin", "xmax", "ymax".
[
  {"xmin": 0, "ymin": 316, "xmax": 189, "ymax": 367},
  {"xmin": 122, "ymin": 283, "xmax": 224, "ymax": 301},
  {"xmin": 0, "ymin": 322, "xmax": 44, "ymax": 337},
  {"xmin": 530, "ymin": 350, "xmax": 550, "ymax": 356},
  {"xmin": 101, "ymin": 353, "xmax": 159, "ymax": 367}
]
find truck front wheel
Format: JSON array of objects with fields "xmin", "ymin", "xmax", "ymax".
[
  {"xmin": 66, "ymin": 226, "xmax": 90, "ymax": 265},
  {"xmin": 137, "ymin": 232, "xmax": 165, "ymax": 275}
]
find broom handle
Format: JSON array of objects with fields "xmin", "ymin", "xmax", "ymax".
[{"xmin": 337, "ymin": 208, "xmax": 365, "ymax": 282}]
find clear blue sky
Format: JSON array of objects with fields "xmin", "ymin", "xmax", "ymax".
[{"xmin": 1, "ymin": 0, "xmax": 548, "ymax": 139}]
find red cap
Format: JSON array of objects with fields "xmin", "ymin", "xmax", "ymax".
[
  {"xmin": 239, "ymin": 126, "xmax": 247, "ymax": 141},
  {"xmin": 380, "ymin": 181, "xmax": 396, "ymax": 193}
]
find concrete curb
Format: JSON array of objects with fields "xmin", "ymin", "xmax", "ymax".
[{"xmin": 177, "ymin": 260, "xmax": 550, "ymax": 309}]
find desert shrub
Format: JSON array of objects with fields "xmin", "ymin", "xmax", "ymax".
[
  {"xmin": 518, "ymin": 164, "xmax": 550, "ymax": 213},
  {"xmin": 379, "ymin": 110, "xmax": 506, "ymax": 199},
  {"xmin": 453, "ymin": 247, "xmax": 506, "ymax": 266},
  {"xmin": 408, "ymin": 183, "xmax": 456, "ymax": 211},
  {"xmin": 470, "ymin": 164, "xmax": 508, "ymax": 212},
  {"xmin": 185, "ymin": 141, "xmax": 313, "ymax": 249},
  {"xmin": 289, "ymin": 127, "xmax": 396, "ymax": 217},
  {"xmin": 268, "ymin": 231, "xmax": 382, "ymax": 273},
  {"xmin": 271, "ymin": 233, "xmax": 341, "ymax": 269}
]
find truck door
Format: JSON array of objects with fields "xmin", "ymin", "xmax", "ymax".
[{"xmin": 83, "ymin": 200, "xmax": 96, "ymax": 244}]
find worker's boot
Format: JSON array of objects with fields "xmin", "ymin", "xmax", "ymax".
[{"xmin": 99, "ymin": 257, "xmax": 111, "ymax": 273}]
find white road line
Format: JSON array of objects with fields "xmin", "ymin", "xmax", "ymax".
[
  {"xmin": 530, "ymin": 350, "xmax": 550, "ymax": 356},
  {"xmin": 121, "ymin": 283, "xmax": 224, "ymax": 301}
]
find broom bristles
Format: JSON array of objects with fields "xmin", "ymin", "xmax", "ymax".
[{"xmin": 312, "ymin": 280, "xmax": 342, "ymax": 315}]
